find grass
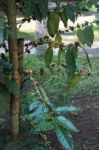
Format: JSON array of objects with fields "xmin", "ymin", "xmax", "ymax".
[
  {"xmin": 23, "ymin": 55, "xmax": 99, "ymax": 106},
  {"xmin": 18, "ymin": 31, "xmax": 35, "ymax": 40},
  {"xmin": 72, "ymin": 57, "xmax": 99, "ymax": 98}
]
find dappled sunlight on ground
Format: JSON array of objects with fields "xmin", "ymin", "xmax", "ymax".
[
  {"xmin": 17, "ymin": 14, "xmax": 96, "ymax": 32},
  {"xmin": 17, "ymin": 14, "xmax": 99, "ymax": 42},
  {"xmin": 59, "ymin": 14, "xmax": 95, "ymax": 30}
]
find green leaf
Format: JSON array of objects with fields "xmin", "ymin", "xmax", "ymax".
[
  {"xmin": 47, "ymin": 10, "xmax": 59, "ymax": 37},
  {"xmin": 85, "ymin": 2, "xmax": 93, "ymax": 8},
  {"xmin": 65, "ymin": 45, "xmax": 77, "ymax": 78},
  {"xmin": 56, "ymin": 125, "xmax": 74, "ymax": 150},
  {"xmin": 31, "ymin": 6, "xmax": 43, "ymax": 22},
  {"xmin": 55, "ymin": 32, "xmax": 62, "ymax": 43},
  {"xmin": 77, "ymin": 28, "xmax": 86, "ymax": 45},
  {"xmin": 23, "ymin": 0, "xmax": 48, "ymax": 21},
  {"xmin": 29, "ymin": 103, "xmax": 49, "ymax": 122},
  {"xmin": 84, "ymin": 25, "xmax": 94, "ymax": 47},
  {"xmin": 0, "ymin": 60, "xmax": 12, "ymax": 74},
  {"xmin": 59, "ymin": 8, "xmax": 68, "ymax": 27},
  {"xmin": 55, "ymin": 106, "xmax": 79, "ymax": 113},
  {"xmin": 67, "ymin": 73, "xmax": 81, "ymax": 88},
  {"xmin": 65, "ymin": 6, "xmax": 75, "ymax": 23},
  {"xmin": 58, "ymin": 47, "xmax": 65, "ymax": 65},
  {"xmin": 56, "ymin": 116, "xmax": 78, "ymax": 132},
  {"xmin": 77, "ymin": 25, "xmax": 94, "ymax": 47},
  {"xmin": 6, "ymin": 79, "xmax": 20, "ymax": 96},
  {"xmin": 38, "ymin": 0, "xmax": 48, "ymax": 18},
  {"xmin": 40, "ymin": 87, "xmax": 54, "ymax": 109},
  {"xmin": 34, "ymin": 121, "xmax": 53, "ymax": 132},
  {"xmin": 29, "ymin": 101, "xmax": 40, "ymax": 111},
  {"xmin": 45, "ymin": 47, "xmax": 53, "ymax": 67}
]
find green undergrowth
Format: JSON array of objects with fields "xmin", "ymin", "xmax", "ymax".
[
  {"xmin": 23, "ymin": 55, "xmax": 99, "ymax": 105},
  {"xmin": 1, "ymin": 47, "xmax": 98, "ymax": 150}
]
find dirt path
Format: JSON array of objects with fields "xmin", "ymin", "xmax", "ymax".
[
  {"xmin": 79, "ymin": 42, "xmax": 99, "ymax": 57},
  {"xmin": 72, "ymin": 94, "xmax": 99, "ymax": 150}
]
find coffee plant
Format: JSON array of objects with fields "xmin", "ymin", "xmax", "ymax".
[
  {"xmin": 22, "ymin": 73, "xmax": 79, "ymax": 150},
  {"xmin": 0, "ymin": 0, "xmax": 99, "ymax": 149}
]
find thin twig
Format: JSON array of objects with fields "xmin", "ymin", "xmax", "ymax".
[{"xmin": 80, "ymin": 45, "xmax": 92, "ymax": 69}]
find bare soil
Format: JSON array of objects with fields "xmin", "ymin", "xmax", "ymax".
[{"xmin": 73, "ymin": 94, "xmax": 99, "ymax": 150}]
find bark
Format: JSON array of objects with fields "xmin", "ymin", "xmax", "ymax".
[
  {"xmin": 17, "ymin": 38, "xmax": 24, "ymax": 134},
  {"xmin": 7, "ymin": 0, "xmax": 20, "ymax": 140},
  {"xmin": 18, "ymin": 38, "xmax": 24, "ymax": 86}
]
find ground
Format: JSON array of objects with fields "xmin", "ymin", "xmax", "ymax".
[
  {"xmin": 73, "ymin": 94, "xmax": 99, "ymax": 150},
  {"xmin": 69, "ymin": 59, "xmax": 99, "ymax": 150}
]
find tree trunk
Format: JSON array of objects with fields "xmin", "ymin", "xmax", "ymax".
[
  {"xmin": 17, "ymin": 38, "xmax": 24, "ymax": 134},
  {"xmin": 7, "ymin": 0, "xmax": 20, "ymax": 140},
  {"xmin": 18, "ymin": 38, "xmax": 24, "ymax": 86}
]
